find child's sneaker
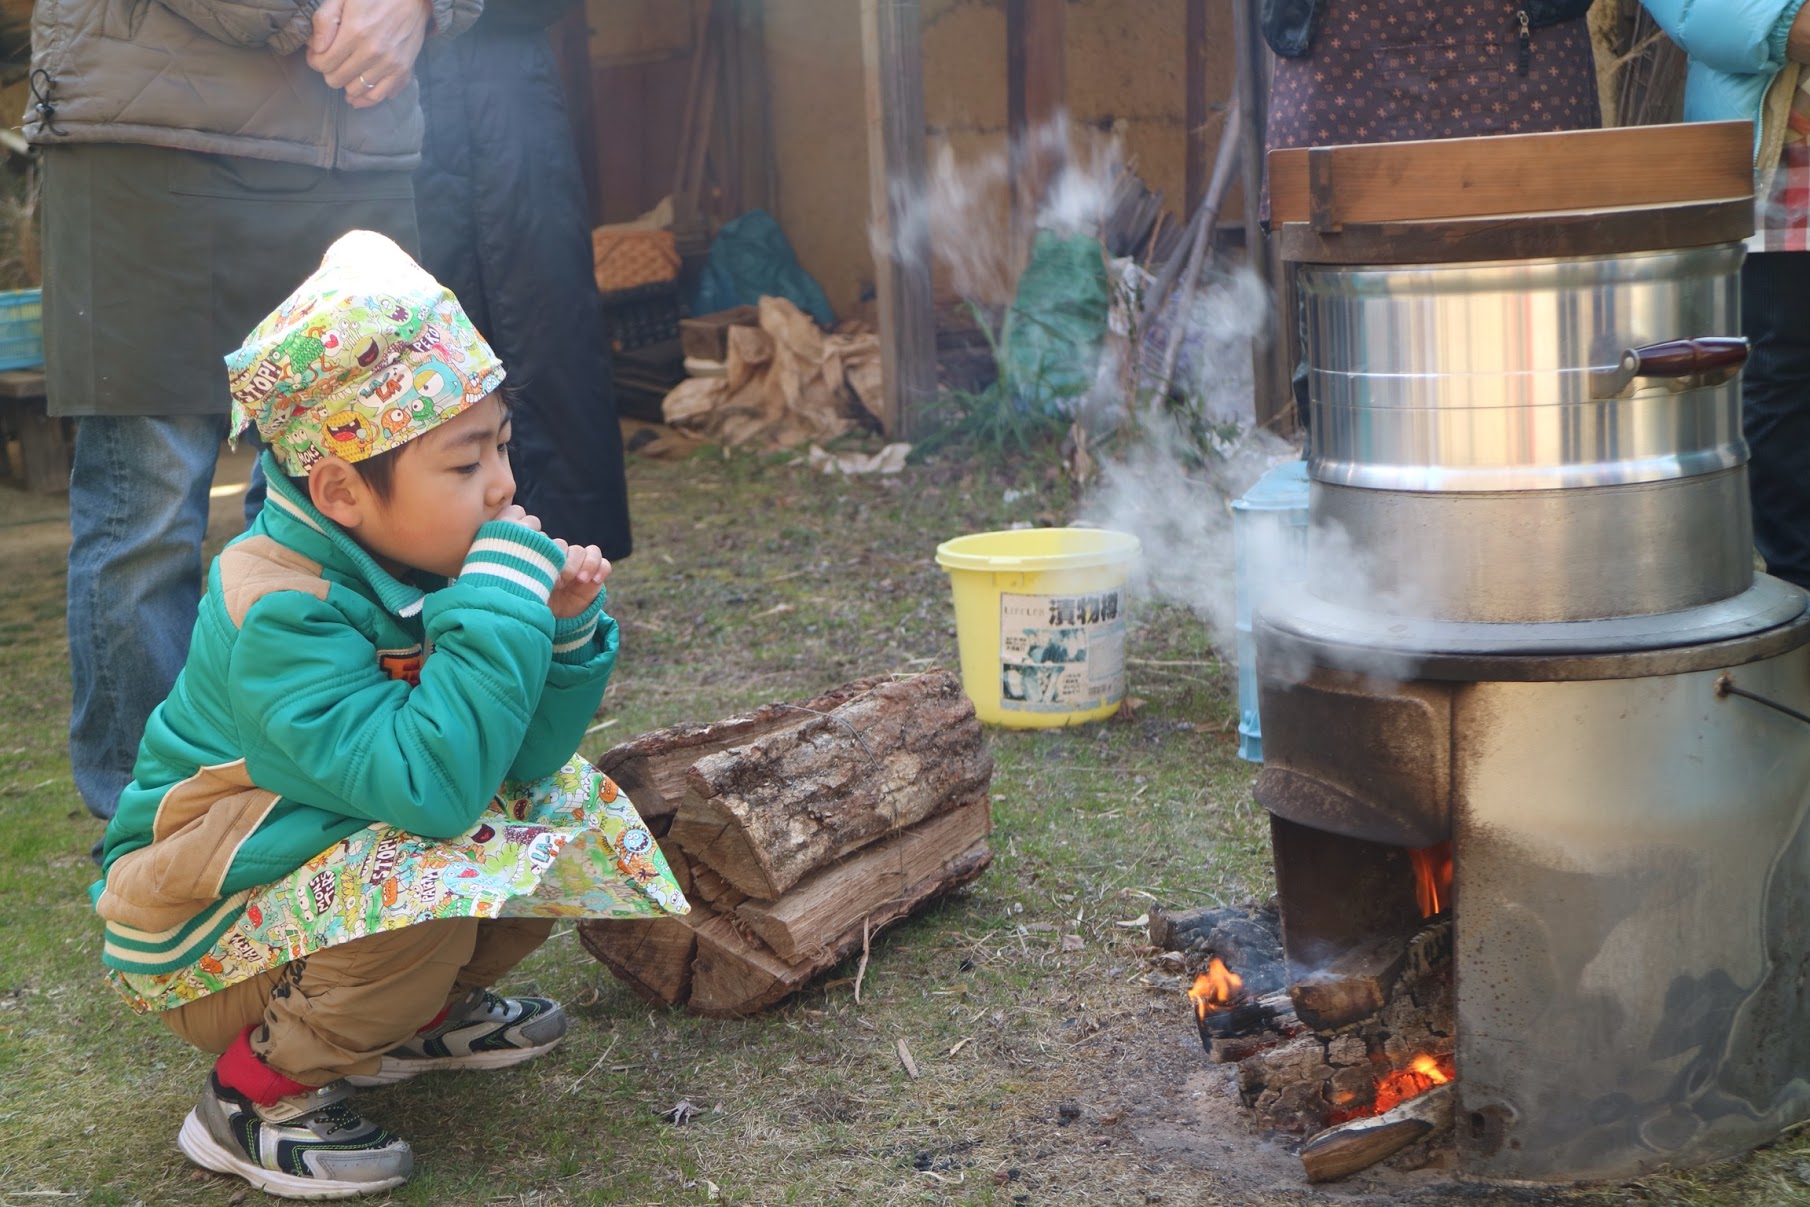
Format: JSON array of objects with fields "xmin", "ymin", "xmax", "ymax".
[
  {"xmin": 178, "ymin": 1074, "xmax": 411, "ymax": 1200},
  {"xmin": 347, "ymin": 989, "xmax": 567, "ymax": 1087}
]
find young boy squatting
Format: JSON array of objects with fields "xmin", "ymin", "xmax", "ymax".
[{"xmin": 91, "ymin": 231, "xmax": 687, "ymax": 1199}]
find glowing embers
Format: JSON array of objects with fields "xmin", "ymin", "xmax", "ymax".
[
  {"xmin": 1327, "ymin": 1051, "xmax": 1458, "ymax": 1125},
  {"xmin": 1409, "ymin": 841, "xmax": 1454, "ymax": 918},
  {"xmin": 1374, "ymin": 1052, "xmax": 1454, "ymax": 1113}
]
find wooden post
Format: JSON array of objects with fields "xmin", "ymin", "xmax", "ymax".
[
  {"xmin": 1006, "ymin": 0, "xmax": 1067, "ymax": 258},
  {"xmin": 862, "ymin": 0, "xmax": 936, "ymax": 440},
  {"xmin": 549, "ymin": 3, "xmax": 600, "ymax": 224},
  {"xmin": 1232, "ymin": 0, "xmax": 1293, "ymax": 436},
  {"xmin": 729, "ymin": 0, "xmax": 774, "ymax": 216},
  {"xmin": 1185, "ymin": 0, "xmax": 1210, "ymax": 216}
]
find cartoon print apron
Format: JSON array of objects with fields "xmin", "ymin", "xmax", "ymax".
[{"xmin": 109, "ymin": 759, "xmax": 688, "ymax": 1014}]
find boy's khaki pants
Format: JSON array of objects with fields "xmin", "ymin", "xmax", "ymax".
[{"xmin": 163, "ymin": 917, "xmax": 554, "ymax": 1086}]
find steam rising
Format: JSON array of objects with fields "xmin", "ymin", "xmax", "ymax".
[{"xmin": 881, "ymin": 116, "xmax": 1424, "ymax": 672}]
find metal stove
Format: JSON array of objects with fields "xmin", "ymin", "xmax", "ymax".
[{"xmin": 1255, "ymin": 122, "xmax": 1810, "ymax": 1181}]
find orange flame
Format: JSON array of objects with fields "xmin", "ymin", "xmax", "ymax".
[
  {"xmin": 1370, "ymin": 1052, "xmax": 1455, "ymax": 1115},
  {"xmin": 1187, "ymin": 958, "xmax": 1244, "ymax": 1021},
  {"xmin": 1409, "ymin": 841, "xmax": 1454, "ymax": 918}
]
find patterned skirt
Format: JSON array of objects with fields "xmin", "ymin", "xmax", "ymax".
[{"xmin": 109, "ymin": 759, "xmax": 689, "ymax": 1013}]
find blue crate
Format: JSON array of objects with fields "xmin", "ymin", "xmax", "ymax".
[{"xmin": 0, "ymin": 288, "xmax": 43, "ymax": 372}]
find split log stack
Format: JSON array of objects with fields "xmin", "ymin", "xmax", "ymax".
[{"xmin": 577, "ymin": 671, "xmax": 994, "ymax": 1016}]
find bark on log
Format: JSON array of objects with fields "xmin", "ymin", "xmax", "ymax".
[
  {"xmin": 1299, "ymin": 1083, "xmax": 1455, "ymax": 1183},
  {"xmin": 1210, "ymin": 1031, "xmax": 1291, "ymax": 1065},
  {"xmin": 1196, "ymin": 990, "xmax": 1297, "ymax": 1046},
  {"xmin": 597, "ymin": 676, "xmax": 894, "ymax": 828},
  {"xmin": 667, "ymin": 669, "xmax": 992, "ymax": 899},
  {"xmin": 1150, "ymin": 902, "xmax": 1287, "ymax": 998},
  {"xmin": 735, "ymin": 799, "xmax": 993, "ymax": 962}
]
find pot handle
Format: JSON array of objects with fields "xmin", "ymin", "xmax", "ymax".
[{"xmin": 1592, "ymin": 337, "xmax": 1748, "ymax": 398}]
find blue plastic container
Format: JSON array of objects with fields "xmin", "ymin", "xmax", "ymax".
[
  {"xmin": 1230, "ymin": 460, "xmax": 1310, "ymax": 762},
  {"xmin": 0, "ymin": 289, "xmax": 44, "ymax": 371}
]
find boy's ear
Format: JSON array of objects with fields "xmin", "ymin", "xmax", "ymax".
[{"xmin": 307, "ymin": 458, "xmax": 368, "ymax": 530}]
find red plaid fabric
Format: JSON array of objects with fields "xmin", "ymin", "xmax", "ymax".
[{"xmin": 1755, "ymin": 81, "xmax": 1810, "ymax": 253}]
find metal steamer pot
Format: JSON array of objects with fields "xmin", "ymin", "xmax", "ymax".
[
  {"xmin": 1300, "ymin": 243, "xmax": 1758, "ymax": 627},
  {"xmin": 1257, "ymin": 124, "xmax": 1810, "ymax": 1183}
]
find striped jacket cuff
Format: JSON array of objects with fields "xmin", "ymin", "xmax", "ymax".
[
  {"xmin": 551, "ymin": 594, "xmax": 606, "ymax": 663},
  {"xmin": 460, "ymin": 522, "xmax": 564, "ymax": 604}
]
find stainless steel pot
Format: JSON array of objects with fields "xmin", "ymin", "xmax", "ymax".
[{"xmin": 1299, "ymin": 244, "xmax": 1751, "ymax": 624}]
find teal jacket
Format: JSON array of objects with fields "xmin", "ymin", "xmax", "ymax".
[
  {"xmin": 95, "ymin": 455, "xmax": 618, "ymax": 976},
  {"xmin": 1641, "ymin": 0, "xmax": 1809, "ymax": 155}
]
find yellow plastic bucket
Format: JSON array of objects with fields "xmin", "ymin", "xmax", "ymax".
[{"xmin": 934, "ymin": 528, "xmax": 1141, "ymax": 728}]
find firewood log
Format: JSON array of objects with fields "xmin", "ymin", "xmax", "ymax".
[
  {"xmin": 1298, "ymin": 1083, "xmax": 1455, "ymax": 1182},
  {"xmin": 597, "ymin": 676, "xmax": 894, "ymax": 828},
  {"xmin": 688, "ymin": 838, "xmax": 992, "ymax": 1017},
  {"xmin": 690, "ymin": 865, "xmax": 751, "ymax": 912},
  {"xmin": 734, "ymin": 799, "xmax": 993, "ymax": 961},
  {"xmin": 581, "ymin": 672, "xmax": 996, "ymax": 1015},
  {"xmin": 667, "ymin": 669, "xmax": 992, "ymax": 899},
  {"xmin": 687, "ymin": 912, "xmax": 799, "ymax": 1017},
  {"xmin": 576, "ymin": 913, "xmax": 702, "ymax": 1009},
  {"xmin": 573, "ymin": 836, "xmax": 698, "ymax": 1007},
  {"xmin": 1289, "ymin": 930, "xmax": 1413, "ymax": 1031},
  {"xmin": 1197, "ymin": 990, "xmax": 1297, "ymax": 1043}
]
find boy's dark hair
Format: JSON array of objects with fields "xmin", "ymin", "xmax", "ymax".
[
  {"xmin": 282, "ymin": 389, "xmax": 514, "ymax": 504},
  {"xmin": 286, "ymin": 443, "xmax": 402, "ymax": 503}
]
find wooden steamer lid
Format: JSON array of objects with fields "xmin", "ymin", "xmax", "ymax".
[{"xmin": 1266, "ymin": 120, "xmax": 1754, "ymax": 264}]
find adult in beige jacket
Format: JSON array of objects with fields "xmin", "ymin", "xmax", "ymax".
[{"xmin": 25, "ymin": 0, "xmax": 480, "ymax": 845}]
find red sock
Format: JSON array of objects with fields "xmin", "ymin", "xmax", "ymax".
[
  {"xmin": 417, "ymin": 1006, "xmax": 450, "ymax": 1034},
  {"xmin": 214, "ymin": 1026, "xmax": 312, "ymax": 1106}
]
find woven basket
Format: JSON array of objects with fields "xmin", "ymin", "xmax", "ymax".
[{"xmin": 592, "ymin": 228, "xmax": 681, "ymax": 293}]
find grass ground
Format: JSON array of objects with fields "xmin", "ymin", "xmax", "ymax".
[{"xmin": 3, "ymin": 438, "xmax": 1810, "ymax": 1206}]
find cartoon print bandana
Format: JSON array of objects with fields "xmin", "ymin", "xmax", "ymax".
[
  {"xmin": 224, "ymin": 230, "xmax": 506, "ymax": 476},
  {"xmin": 106, "ymin": 759, "xmax": 690, "ymax": 1014}
]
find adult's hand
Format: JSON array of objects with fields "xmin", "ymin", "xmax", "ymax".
[{"xmin": 308, "ymin": 0, "xmax": 432, "ymax": 110}]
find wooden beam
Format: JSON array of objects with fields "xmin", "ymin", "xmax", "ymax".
[
  {"xmin": 1266, "ymin": 122, "xmax": 1752, "ymax": 228},
  {"xmin": 728, "ymin": 0, "xmax": 774, "ymax": 216},
  {"xmin": 862, "ymin": 0, "xmax": 935, "ymax": 440},
  {"xmin": 1006, "ymin": 0, "xmax": 1066, "ymax": 256}
]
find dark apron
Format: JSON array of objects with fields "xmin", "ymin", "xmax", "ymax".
[{"xmin": 42, "ymin": 143, "xmax": 418, "ymax": 418}]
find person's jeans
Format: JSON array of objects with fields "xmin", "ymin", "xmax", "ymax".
[
  {"xmin": 243, "ymin": 437, "xmax": 269, "ymax": 529},
  {"xmin": 1742, "ymin": 251, "xmax": 1810, "ymax": 592},
  {"xmin": 67, "ymin": 413, "xmax": 225, "ymax": 821}
]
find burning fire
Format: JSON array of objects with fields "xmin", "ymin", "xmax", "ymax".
[
  {"xmin": 1188, "ymin": 957, "xmax": 1244, "ymax": 1020},
  {"xmin": 1409, "ymin": 841, "xmax": 1454, "ymax": 918},
  {"xmin": 1326, "ymin": 1052, "xmax": 1455, "ymax": 1124},
  {"xmin": 1372, "ymin": 1052, "xmax": 1454, "ymax": 1114}
]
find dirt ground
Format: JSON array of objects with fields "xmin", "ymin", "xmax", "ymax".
[{"xmin": 3, "ymin": 434, "xmax": 1795, "ymax": 1207}]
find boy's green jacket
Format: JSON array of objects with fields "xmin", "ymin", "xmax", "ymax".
[{"xmin": 93, "ymin": 455, "xmax": 618, "ymax": 976}]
